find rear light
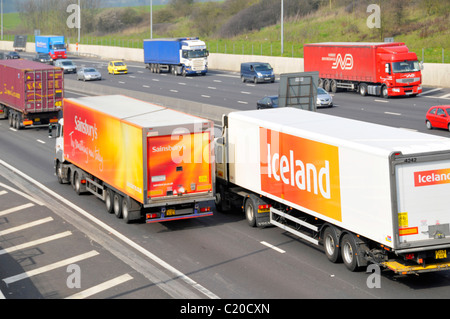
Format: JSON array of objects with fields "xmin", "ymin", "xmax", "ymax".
[
  {"xmin": 405, "ymin": 253, "xmax": 414, "ymax": 260},
  {"xmin": 200, "ymin": 207, "xmax": 210, "ymax": 213},
  {"xmin": 80, "ymin": 179, "xmax": 87, "ymax": 185},
  {"xmin": 23, "ymin": 120, "xmax": 33, "ymax": 126},
  {"xmin": 258, "ymin": 204, "xmax": 271, "ymax": 213},
  {"xmin": 146, "ymin": 213, "xmax": 160, "ymax": 219},
  {"xmin": 50, "ymin": 118, "xmax": 58, "ymax": 123}
]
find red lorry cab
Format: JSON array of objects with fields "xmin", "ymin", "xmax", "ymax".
[{"xmin": 304, "ymin": 42, "xmax": 422, "ymax": 98}]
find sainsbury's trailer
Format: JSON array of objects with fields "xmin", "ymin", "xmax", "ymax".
[
  {"xmin": 215, "ymin": 108, "xmax": 450, "ymax": 274},
  {"xmin": 0, "ymin": 59, "xmax": 63, "ymax": 129},
  {"xmin": 51, "ymin": 95, "xmax": 215, "ymax": 223},
  {"xmin": 304, "ymin": 42, "xmax": 422, "ymax": 98}
]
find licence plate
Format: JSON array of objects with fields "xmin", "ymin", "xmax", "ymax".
[
  {"xmin": 435, "ymin": 249, "xmax": 447, "ymax": 259},
  {"xmin": 166, "ymin": 209, "xmax": 175, "ymax": 216}
]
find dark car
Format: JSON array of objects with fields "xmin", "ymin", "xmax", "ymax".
[
  {"xmin": 241, "ymin": 62, "xmax": 275, "ymax": 84},
  {"xmin": 257, "ymin": 95, "xmax": 279, "ymax": 109},
  {"xmin": 6, "ymin": 51, "xmax": 20, "ymax": 59},
  {"xmin": 32, "ymin": 53, "xmax": 53, "ymax": 65},
  {"xmin": 426, "ymin": 105, "xmax": 450, "ymax": 131}
]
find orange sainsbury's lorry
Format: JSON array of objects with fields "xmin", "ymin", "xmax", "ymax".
[
  {"xmin": 50, "ymin": 95, "xmax": 215, "ymax": 223},
  {"xmin": 215, "ymin": 107, "xmax": 450, "ymax": 275}
]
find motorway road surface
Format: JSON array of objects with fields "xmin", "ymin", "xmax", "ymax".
[{"xmin": 1, "ymin": 54, "xmax": 450, "ymax": 301}]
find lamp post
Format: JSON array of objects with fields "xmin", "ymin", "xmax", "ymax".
[
  {"xmin": 281, "ymin": 0, "xmax": 284, "ymax": 56},
  {"xmin": 150, "ymin": 0, "xmax": 153, "ymax": 39}
]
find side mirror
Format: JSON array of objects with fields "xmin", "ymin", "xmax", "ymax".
[
  {"xmin": 385, "ymin": 63, "xmax": 391, "ymax": 75},
  {"xmin": 48, "ymin": 123, "xmax": 57, "ymax": 138}
]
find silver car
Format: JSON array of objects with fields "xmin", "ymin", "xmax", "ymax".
[
  {"xmin": 77, "ymin": 67, "xmax": 102, "ymax": 81},
  {"xmin": 317, "ymin": 87, "xmax": 333, "ymax": 107},
  {"xmin": 54, "ymin": 59, "xmax": 77, "ymax": 74}
]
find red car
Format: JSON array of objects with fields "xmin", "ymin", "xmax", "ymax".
[{"xmin": 426, "ymin": 105, "xmax": 450, "ymax": 131}]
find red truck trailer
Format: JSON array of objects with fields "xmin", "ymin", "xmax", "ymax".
[
  {"xmin": 304, "ymin": 42, "xmax": 422, "ymax": 98},
  {"xmin": 0, "ymin": 59, "xmax": 63, "ymax": 129}
]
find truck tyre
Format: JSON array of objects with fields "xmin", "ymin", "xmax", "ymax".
[
  {"xmin": 323, "ymin": 79, "xmax": 331, "ymax": 92},
  {"xmin": 359, "ymin": 83, "xmax": 368, "ymax": 96},
  {"xmin": 56, "ymin": 161, "xmax": 64, "ymax": 184},
  {"xmin": 330, "ymin": 79, "xmax": 337, "ymax": 93},
  {"xmin": 381, "ymin": 85, "xmax": 389, "ymax": 99},
  {"xmin": 73, "ymin": 172, "xmax": 82, "ymax": 195},
  {"xmin": 182, "ymin": 67, "xmax": 187, "ymax": 77},
  {"xmin": 105, "ymin": 188, "xmax": 114, "ymax": 214},
  {"xmin": 122, "ymin": 199, "xmax": 130, "ymax": 223},
  {"xmin": 341, "ymin": 233, "xmax": 360, "ymax": 272},
  {"xmin": 244, "ymin": 196, "xmax": 257, "ymax": 227},
  {"xmin": 113, "ymin": 193, "xmax": 123, "ymax": 218},
  {"xmin": 323, "ymin": 227, "xmax": 342, "ymax": 263}
]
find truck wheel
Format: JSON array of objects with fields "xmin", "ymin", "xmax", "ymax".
[
  {"xmin": 323, "ymin": 227, "xmax": 342, "ymax": 263},
  {"xmin": 56, "ymin": 162, "xmax": 64, "ymax": 184},
  {"xmin": 330, "ymin": 79, "xmax": 337, "ymax": 93},
  {"xmin": 244, "ymin": 196, "xmax": 257, "ymax": 227},
  {"xmin": 113, "ymin": 193, "xmax": 123, "ymax": 218},
  {"xmin": 72, "ymin": 172, "xmax": 81, "ymax": 195},
  {"xmin": 381, "ymin": 85, "xmax": 389, "ymax": 99},
  {"xmin": 323, "ymin": 79, "xmax": 331, "ymax": 92},
  {"xmin": 182, "ymin": 67, "xmax": 187, "ymax": 77},
  {"xmin": 341, "ymin": 233, "xmax": 360, "ymax": 272},
  {"xmin": 122, "ymin": 199, "xmax": 132, "ymax": 224},
  {"xmin": 105, "ymin": 189, "xmax": 114, "ymax": 214},
  {"xmin": 359, "ymin": 83, "xmax": 368, "ymax": 96}
]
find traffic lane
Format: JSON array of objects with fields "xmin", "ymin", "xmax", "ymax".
[
  {"xmin": 320, "ymin": 89, "xmax": 450, "ymax": 136},
  {"xmin": 64, "ymin": 60, "xmax": 279, "ymax": 110},
  {"xmin": 0, "ymin": 131, "xmax": 217, "ymax": 299},
  {"xmin": 0, "ymin": 172, "xmax": 166, "ymax": 299}
]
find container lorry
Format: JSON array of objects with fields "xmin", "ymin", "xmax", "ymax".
[
  {"xmin": 35, "ymin": 35, "xmax": 67, "ymax": 60},
  {"xmin": 50, "ymin": 95, "xmax": 215, "ymax": 224},
  {"xmin": 303, "ymin": 42, "xmax": 422, "ymax": 98},
  {"xmin": 215, "ymin": 107, "xmax": 450, "ymax": 274},
  {"xmin": 0, "ymin": 59, "xmax": 63, "ymax": 129},
  {"xmin": 144, "ymin": 38, "xmax": 208, "ymax": 76}
]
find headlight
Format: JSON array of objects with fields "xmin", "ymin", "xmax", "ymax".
[
  {"xmin": 257, "ymin": 72, "xmax": 263, "ymax": 77},
  {"xmin": 393, "ymin": 88, "xmax": 400, "ymax": 93}
]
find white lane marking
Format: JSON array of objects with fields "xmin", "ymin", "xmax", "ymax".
[
  {"xmin": 0, "ymin": 190, "xmax": 7, "ymax": 196},
  {"xmin": 0, "ymin": 182, "xmax": 45, "ymax": 206},
  {"xmin": 440, "ymin": 93, "xmax": 450, "ymax": 99},
  {"xmin": 0, "ymin": 159, "xmax": 219, "ymax": 299},
  {"xmin": 208, "ymin": 87, "xmax": 217, "ymax": 90},
  {"xmin": 0, "ymin": 231, "xmax": 72, "ymax": 256},
  {"xmin": 241, "ymin": 91, "xmax": 251, "ymax": 95},
  {"xmin": 238, "ymin": 101, "xmax": 248, "ymax": 104},
  {"xmin": 213, "ymin": 80, "xmax": 222, "ymax": 83},
  {"xmin": 65, "ymin": 274, "xmax": 133, "ymax": 299},
  {"xmin": 0, "ymin": 217, "xmax": 54, "ymax": 236},
  {"xmin": 178, "ymin": 82, "xmax": 187, "ymax": 85},
  {"xmin": 374, "ymin": 99, "xmax": 389, "ymax": 103},
  {"xmin": 118, "ymin": 81, "xmax": 125, "ymax": 84},
  {"xmin": 0, "ymin": 203, "xmax": 34, "ymax": 217},
  {"xmin": 261, "ymin": 241, "xmax": 286, "ymax": 254},
  {"xmin": 385, "ymin": 112, "xmax": 402, "ymax": 116},
  {"xmin": 201, "ymin": 95, "xmax": 211, "ymax": 98},
  {"xmin": 420, "ymin": 88, "xmax": 442, "ymax": 95},
  {"xmin": 142, "ymin": 85, "xmax": 150, "ymax": 88},
  {"xmin": 170, "ymin": 89, "xmax": 178, "ymax": 93},
  {"xmin": 3, "ymin": 250, "xmax": 99, "ymax": 285},
  {"xmin": 37, "ymin": 139, "xmax": 46, "ymax": 144}
]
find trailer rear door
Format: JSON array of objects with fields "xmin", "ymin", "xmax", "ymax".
[
  {"xmin": 147, "ymin": 132, "xmax": 212, "ymax": 200},
  {"xmin": 394, "ymin": 154, "xmax": 450, "ymax": 252}
]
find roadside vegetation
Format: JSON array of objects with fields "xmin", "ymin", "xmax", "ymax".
[{"xmin": 4, "ymin": 0, "xmax": 450, "ymax": 63}]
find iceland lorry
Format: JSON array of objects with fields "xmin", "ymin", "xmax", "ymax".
[
  {"xmin": 0, "ymin": 59, "xmax": 63, "ymax": 129},
  {"xmin": 144, "ymin": 38, "xmax": 208, "ymax": 76},
  {"xmin": 35, "ymin": 35, "xmax": 67, "ymax": 60},
  {"xmin": 215, "ymin": 107, "xmax": 450, "ymax": 274},
  {"xmin": 304, "ymin": 42, "xmax": 422, "ymax": 98},
  {"xmin": 51, "ymin": 95, "xmax": 215, "ymax": 223}
]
